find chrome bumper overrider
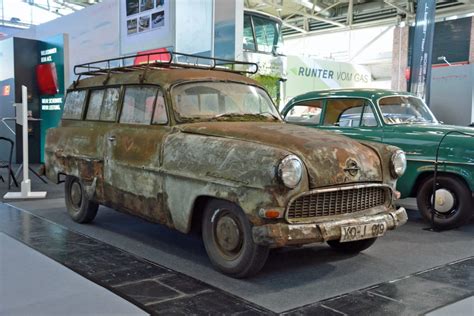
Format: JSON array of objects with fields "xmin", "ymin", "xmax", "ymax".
[{"xmin": 252, "ymin": 207, "xmax": 408, "ymax": 247}]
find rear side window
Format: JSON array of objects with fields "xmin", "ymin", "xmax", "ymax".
[
  {"xmin": 100, "ymin": 88, "xmax": 121, "ymax": 121},
  {"xmin": 284, "ymin": 100, "xmax": 323, "ymax": 125},
  {"xmin": 86, "ymin": 89, "xmax": 105, "ymax": 120},
  {"xmin": 120, "ymin": 86, "xmax": 158, "ymax": 125},
  {"xmin": 86, "ymin": 88, "xmax": 121, "ymax": 121},
  {"xmin": 62, "ymin": 90, "xmax": 87, "ymax": 119}
]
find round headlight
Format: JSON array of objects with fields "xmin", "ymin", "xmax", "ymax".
[
  {"xmin": 278, "ymin": 155, "xmax": 303, "ymax": 188},
  {"xmin": 391, "ymin": 150, "xmax": 407, "ymax": 178}
]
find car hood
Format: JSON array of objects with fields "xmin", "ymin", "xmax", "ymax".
[{"xmin": 177, "ymin": 122, "xmax": 383, "ymax": 188}]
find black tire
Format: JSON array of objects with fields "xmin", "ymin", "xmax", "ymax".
[
  {"xmin": 417, "ymin": 175, "xmax": 472, "ymax": 230},
  {"xmin": 65, "ymin": 176, "xmax": 98, "ymax": 224},
  {"xmin": 202, "ymin": 199, "xmax": 269, "ymax": 278},
  {"xmin": 327, "ymin": 238, "xmax": 377, "ymax": 254}
]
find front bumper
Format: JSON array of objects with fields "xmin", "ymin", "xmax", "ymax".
[{"xmin": 252, "ymin": 207, "xmax": 408, "ymax": 247}]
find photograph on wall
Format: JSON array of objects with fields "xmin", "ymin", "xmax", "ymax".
[
  {"xmin": 156, "ymin": 0, "xmax": 164, "ymax": 9},
  {"xmin": 151, "ymin": 11, "xmax": 164, "ymax": 29},
  {"xmin": 127, "ymin": 19, "xmax": 137, "ymax": 35},
  {"xmin": 139, "ymin": 16, "xmax": 150, "ymax": 32},
  {"xmin": 126, "ymin": 0, "xmax": 139, "ymax": 16},
  {"xmin": 140, "ymin": 0, "xmax": 154, "ymax": 12}
]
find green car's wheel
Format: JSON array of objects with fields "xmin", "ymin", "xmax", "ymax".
[
  {"xmin": 202, "ymin": 199, "xmax": 269, "ymax": 278},
  {"xmin": 327, "ymin": 238, "xmax": 377, "ymax": 254},
  {"xmin": 417, "ymin": 175, "xmax": 472, "ymax": 230},
  {"xmin": 65, "ymin": 175, "xmax": 99, "ymax": 224}
]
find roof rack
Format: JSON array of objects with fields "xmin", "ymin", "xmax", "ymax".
[{"xmin": 74, "ymin": 51, "xmax": 259, "ymax": 77}]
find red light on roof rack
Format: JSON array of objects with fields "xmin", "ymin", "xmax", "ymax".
[{"xmin": 134, "ymin": 48, "xmax": 171, "ymax": 65}]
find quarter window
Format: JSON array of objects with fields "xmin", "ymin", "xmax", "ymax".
[
  {"xmin": 62, "ymin": 90, "xmax": 87, "ymax": 120},
  {"xmin": 284, "ymin": 100, "xmax": 323, "ymax": 125},
  {"xmin": 152, "ymin": 89, "xmax": 168, "ymax": 124},
  {"xmin": 120, "ymin": 86, "xmax": 158, "ymax": 125}
]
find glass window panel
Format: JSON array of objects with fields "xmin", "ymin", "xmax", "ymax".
[
  {"xmin": 86, "ymin": 89, "xmax": 104, "ymax": 120},
  {"xmin": 100, "ymin": 88, "xmax": 121, "ymax": 122},
  {"xmin": 323, "ymin": 99, "xmax": 365, "ymax": 127},
  {"xmin": 252, "ymin": 15, "xmax": 277, "ymax": 53},
  {"xmin": 361, "ymin": 105, "xmax": 378, "ymax": 127},
  {"xmin": 284, "ymin": 100, "xmax": 323, "ymax": 124},
  {"xmin": 243, "ymin": 15, "xmax": 256, "ymax": 51},
  {"xmin": 152, "ymin": 89, "xmax": 168, "ymax": 124},
  {"xmin": 120, "ymin": 86, "xmax": 157, "ymax": 125},
  {"xmin": 62, "ymin": 90, "xmax": 86, "ymax": 120}
]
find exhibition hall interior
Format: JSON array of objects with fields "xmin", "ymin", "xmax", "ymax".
[{"xmin": 1, "ymin": 0, "xmax": 474, "ymax": 315}]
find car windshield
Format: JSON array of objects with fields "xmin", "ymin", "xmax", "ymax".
[
  {"xmin": 172, "ymin": 82, "xmax": 281, "ymax": 122},
  {"xmin": 378, "ymin": 96, "xmax": 438, "ymax": 125}
]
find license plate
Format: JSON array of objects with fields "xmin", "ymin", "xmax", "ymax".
[{"xmin": 340, "ymin": 222, "xmax": 386, "ymax": 242}]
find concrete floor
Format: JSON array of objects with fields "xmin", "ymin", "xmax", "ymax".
[
  {"xmin": 0, "ymin": 232, "xmax": 147, "ymax": 316},
  {"xmin": 6, "ymin": 195, "xmax": 474, "ymax": 313}
]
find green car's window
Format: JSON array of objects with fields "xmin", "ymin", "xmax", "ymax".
[
  {"xmin": 284, "ymin": 100, "xmax": 323, "ymax": 125},
  {"xmin": 323, "ymin": 98, "xmax": 366, "ymax": 127},
  {"xmin": 361, "ymin": 105, "xmax": 378, "ymax": 127},
  {"xmin": 100, "ymin": 88, "xmax": 121, "ymax": 122},
  {"xmin": 86, "ymin": 89, "xmax": 105, "ymax": 120},
  {"xmin": 379, "ymin": 96, "xmax": 438, "ymax": 125},
  {"xmin": 62, "ymin": 90, "xmax": 87, "ymax": 120},
  {"xmin": 120, "ymin": 86, "xmax": 158, "ymax": 125}
]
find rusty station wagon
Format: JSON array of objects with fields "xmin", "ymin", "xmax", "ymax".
[{"xmin": 45, "ymin": 53, "xmax": 408, "ymax": 277}]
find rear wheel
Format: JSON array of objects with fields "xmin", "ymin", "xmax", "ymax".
[
  {"xmin": 65, "ymin": 176, "xmax": 98, "ymax": 223},
  {"xmin": 417, "ymin": 175, "xmax": 472, "ymax": 230},
  {"xmin": 202, "ymin": 199, "xmax": 269, "ymax": 278},
  {"xmin": 327, "ymin": 238, "xmax": 377, "ymax": 254}
]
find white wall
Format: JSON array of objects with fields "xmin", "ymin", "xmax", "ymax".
[
  {"xmin": 284, "ymin": 25, "xmax": 394, "ymax": 88},
  {"xmin": 11, "ymin": 0, "xmax": 120, "ymax": 86}
]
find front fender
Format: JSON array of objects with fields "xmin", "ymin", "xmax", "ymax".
[{"xmin": 161, "ymin": 132, "xmax": 310, "ymax": 233}]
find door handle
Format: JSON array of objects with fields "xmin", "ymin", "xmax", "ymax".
[{"xmin": 108, "ymin": 136, "xmax": 116, "ymax": 142}]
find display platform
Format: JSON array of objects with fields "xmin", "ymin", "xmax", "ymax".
[{"xmin": 1, "ymin": 178, "xmax": 473, "ymax": 315}]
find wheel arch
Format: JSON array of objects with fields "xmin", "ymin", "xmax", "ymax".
[{"xmin": 411, "ymin": 171, "xmax": 472, "ymax": 197}]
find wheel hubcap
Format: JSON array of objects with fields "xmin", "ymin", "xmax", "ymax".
[
  {"xmin": 215, "ymin": 215, "xmax": 241, "ymax": 253},
  {"xmin": 70, "ymin": 181, "xmax": 82, "ymax": 207},
  {"xmin": 431, "ymin": 188, "xmax": 455, "ymax": 213}
]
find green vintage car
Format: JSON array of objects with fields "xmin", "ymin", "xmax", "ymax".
[{"xmin": 282, "ymin": 89, "xmax": 474, "ymax": 229}]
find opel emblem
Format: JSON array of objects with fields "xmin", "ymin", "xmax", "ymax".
[{"xmin": 344, "ymin": 159, "xmax": 360, "ymax": 177}]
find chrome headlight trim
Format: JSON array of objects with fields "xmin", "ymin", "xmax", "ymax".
[
  {"xmin": 391, "ymin": 150, "xmax": 407, "ymax": 178},
  {"xmin": 278, "ymin": 155, "xmax": 303, "ymax": 189}
]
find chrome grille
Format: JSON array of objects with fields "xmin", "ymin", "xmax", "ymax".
[{"xmin": 287, "ymin": 186, "xmax": 387, "ymax": 220}]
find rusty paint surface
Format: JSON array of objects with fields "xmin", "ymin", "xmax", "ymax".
[{"xmin": 45, "ymin": 67, "xmax": 407, "ymax": 247}]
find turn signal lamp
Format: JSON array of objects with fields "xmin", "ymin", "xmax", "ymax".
[{"xmin": 259, "ymin": 208, "xmax": 283, "ymax": 219}]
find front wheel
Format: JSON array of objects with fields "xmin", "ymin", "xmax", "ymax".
[
  {"xmin": 65, "ymin": 176, "xmax": 98, "ymax": 223},
  {"xmin": 327, "ymin": 238, "xmax": 377, "ymax": 254},
  {"xmin": 417, "ymin": 175, "xmax": 472, "ymax": 230},
  {"xmin": 202, "ymin": 199, "xmax": 269, "ymax": 278}
]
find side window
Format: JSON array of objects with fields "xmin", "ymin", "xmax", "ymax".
[
  {"xmin": 86, "ymin": 89, "xmax": 105, "ymax": 120},
  {"xmin": 62, "ymin": 90, "xmax": 87, "ymax": 119},
  {"xmin": 323, "ymin": 98, "xmax": 366, "ymax": 127},
  {"xmin": 284, "ymin": 100, "xmax": 323, "ymax": 125},
  {"xmin": 152, "ymin": 89, "xmax": 168, "ymax": 124},
  {"xmin": 100, "ymin": 88, "xmax": 121, "ymax": 121},
  {"xmin": 120, "ymin": 86, "xmax": 158, "ymax": 125},
  {"xmin": 361, "ymin": 105, "xmax": 378, "ymax": 127},
  {"xmin": 243, "ymin": 15, "xmax": 256, "ymax": 51}
]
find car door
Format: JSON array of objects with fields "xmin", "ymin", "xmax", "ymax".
[
  {"xmin": 104, "ymin": 85, "xmax": 172, "ymax": 224},
  {"xmin": 318, "ymin": 98, "xmax": 383, "ymax": 142}
]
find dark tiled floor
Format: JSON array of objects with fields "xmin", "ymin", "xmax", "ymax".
[{"xmin": 0, "ymin": 203, "xmax": 270, "ymax": 315}]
